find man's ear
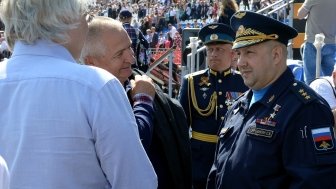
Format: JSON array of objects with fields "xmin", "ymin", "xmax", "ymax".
[
  {"xmin": 271, "ymin": 45, "xmax": 283, "ymax": 65},
  {"xmin": 83, "ymin": 56, "xmax": 96, "ymax": 66}
]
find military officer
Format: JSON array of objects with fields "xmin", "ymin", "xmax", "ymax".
[
  {"xmin": 178, "ymin": 23, "xmax": 248, "ymax": 189},
  {"xmin": 207, "ymin": 11, "xmax": 336, "ymax": 189}
]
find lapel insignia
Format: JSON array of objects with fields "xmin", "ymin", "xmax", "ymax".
[
  {"xmin": 267, "ymin": 95, "xmax": 275, "ymax": 103},
  {"xmin": 199, "ymin": 76, "xmax": 210, "ymax": 86},
  {"xmin": 311, "ymin": 127, "xmax": 334, "ymax": 151}
]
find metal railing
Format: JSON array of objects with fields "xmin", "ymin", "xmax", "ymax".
[
  {"xmin": 146, "ymin": 46, "xmax": 177, "ymax": 98},
  {"xmin": 257, "ymin": 0, "xmax": 295, "ymax": 59}
]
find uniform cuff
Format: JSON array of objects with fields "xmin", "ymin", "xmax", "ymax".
[{"xmin": 133, "ymin": 93, "xmax": 154, "ymax": 108}]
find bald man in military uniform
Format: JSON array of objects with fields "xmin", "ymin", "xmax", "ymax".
[
  {"xmin": 207, "ymin": 11, "xmax": 336, "ymax": 189},
  {"xmin": 178, "ymin": 23, "xmax": 248, "ymax": 189}
]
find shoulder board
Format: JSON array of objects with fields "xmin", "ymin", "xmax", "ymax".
[
  {"xmin": 290, "ymin": 81, "xmax": 316, "ymax": 104},
  {"xmin": 188, "ymin": 69, "xmax": 208, "ymax": 78}
]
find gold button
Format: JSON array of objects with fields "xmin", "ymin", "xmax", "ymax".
[
  {"xmin": 218, "ymin": 91, "xmax": 223, "ymax": 95},
  {"xmin": 218, "ymin": 79, "xmax": 222, "ymax": 83},
  {"xmin": 221, "ymin": 116, "xmax": 224, "ymax": 120},
  {"xmin": 219, "ymin": 104, "xmax": 223, "ymax": 108}
]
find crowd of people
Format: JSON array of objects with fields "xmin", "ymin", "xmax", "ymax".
[{"xmin": 0, "ymin": 0, "xmax": 336, "ymax": 189}]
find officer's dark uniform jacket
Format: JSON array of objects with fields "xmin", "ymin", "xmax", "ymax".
[
  {"xmin": 179, "ymin": 67, "xmax": 248, "ymax": 182},
  {"xmin": 207, "ymin": 68, "xmax": 336, "ymax": 189}
]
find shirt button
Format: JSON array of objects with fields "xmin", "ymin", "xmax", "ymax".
[
  {"xmin": 218, "ymin": 91, "xmax": 223, "ymax": 95},
  {"xmin": 218, "ymin": 79, "xmax": 222, "ymax": 83},
  {"xmin": 221, "ymin": 116, "xmax": 224, "ymax": 120},
  {"xmin": 219, "ymin": 104, "xmax": 223, "ymax": 108}
]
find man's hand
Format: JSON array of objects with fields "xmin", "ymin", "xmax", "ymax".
[{"xmin": 130, "ymin": 75, "xmax": 156, "ymax": 99}]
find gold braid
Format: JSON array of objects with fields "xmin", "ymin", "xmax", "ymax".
[{"xmin": 188, "ymin": 75, "xmax": 217, "ymax": 117}]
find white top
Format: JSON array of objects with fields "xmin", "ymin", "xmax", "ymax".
[
  {"xmin": 0, "ymin": 40, "xmax": 157, "ymax": 189},
  {"xmin": 310, "ymin": 76, "xmax": 336, "ymax": 109}
]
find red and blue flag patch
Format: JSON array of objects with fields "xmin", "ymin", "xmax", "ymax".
[{"xmin": 311, "ymin": 127, "xmax": 334, "ymax": 151}]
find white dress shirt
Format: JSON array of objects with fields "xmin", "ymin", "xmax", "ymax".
[{"xmin": 0, "ymin": 40, "xmax": 157, "ymax": 189}]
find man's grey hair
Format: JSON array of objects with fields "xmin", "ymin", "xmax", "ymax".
[
  {"xmin": 0, "ymin": 0, "xmax": 89, "ymax": 49},
  {"xmin": 80, "ymin": 16, "xmax": 124, "ymax": 64}
]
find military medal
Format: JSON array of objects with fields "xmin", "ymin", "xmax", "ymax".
[{"xmin": 256, "ymin": 118, "xmax": 276, "ymax": 127}]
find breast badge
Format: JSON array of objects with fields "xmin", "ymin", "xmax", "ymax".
[
  {"xmin": 199, "ymin": 76, "xmax": 211, "ymax": 99},
  {"xmin": 199, "ymin": 76, "xmax": 210, "ymax": 87}
]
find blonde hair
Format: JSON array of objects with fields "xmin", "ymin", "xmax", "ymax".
[
  {"xmin": 80, "ymin": 16, "xmax": 124, "ymax": 63},
  {"xmin": 0, "ymin": 0, "xmax": 89, "ymax": 49}
]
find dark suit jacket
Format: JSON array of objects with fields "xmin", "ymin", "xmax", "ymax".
[{"xmin": 131, "ymin": 69, "xmax": 192, "ymax": 189}]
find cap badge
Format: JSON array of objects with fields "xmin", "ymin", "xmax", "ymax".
[
  {"xmin": 208, "ymin": 25, "xmax": 218, "ymax": 29},
  {"xmin": 236, "ymin": 25, "xmax": 246, "ymax": 37},
  {"xmin": 234, "ymin": 12, "xmax": 246, "ymax": 19},
  {"xmin": 210, "ymin": 34, "xmax": 218, "ymax": 40}
]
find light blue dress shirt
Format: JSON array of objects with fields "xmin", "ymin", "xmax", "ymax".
[{"xmin": 0, "ymin": 40, "xmax": 157, "ymax": 189}]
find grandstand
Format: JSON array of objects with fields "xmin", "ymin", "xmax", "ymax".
[{"xmin": 149, "ymin": 0, "xmax": 305, "ymax": 98}]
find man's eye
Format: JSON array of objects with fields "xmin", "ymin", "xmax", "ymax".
[{"xmin": 112, "ymin": 52, "xmax": 123, "ymax": 59}]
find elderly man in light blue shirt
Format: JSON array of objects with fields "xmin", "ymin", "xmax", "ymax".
[{"xmin": 0, "ymin": 0, "xmax": 157, "ymax": 188}]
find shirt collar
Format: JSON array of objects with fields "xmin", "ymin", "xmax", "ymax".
[{"xmin": 11, "ymin": 40, "xmax": 78, "ymax": 64}]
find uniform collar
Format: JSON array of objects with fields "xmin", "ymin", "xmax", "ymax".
[
  {"xmin": 255, "ymin": 68, "xmax": 295, "ymax": 108},
  {"xmin": 209, "ymin": 67, "xmax": 231, "ymax": 77}
]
